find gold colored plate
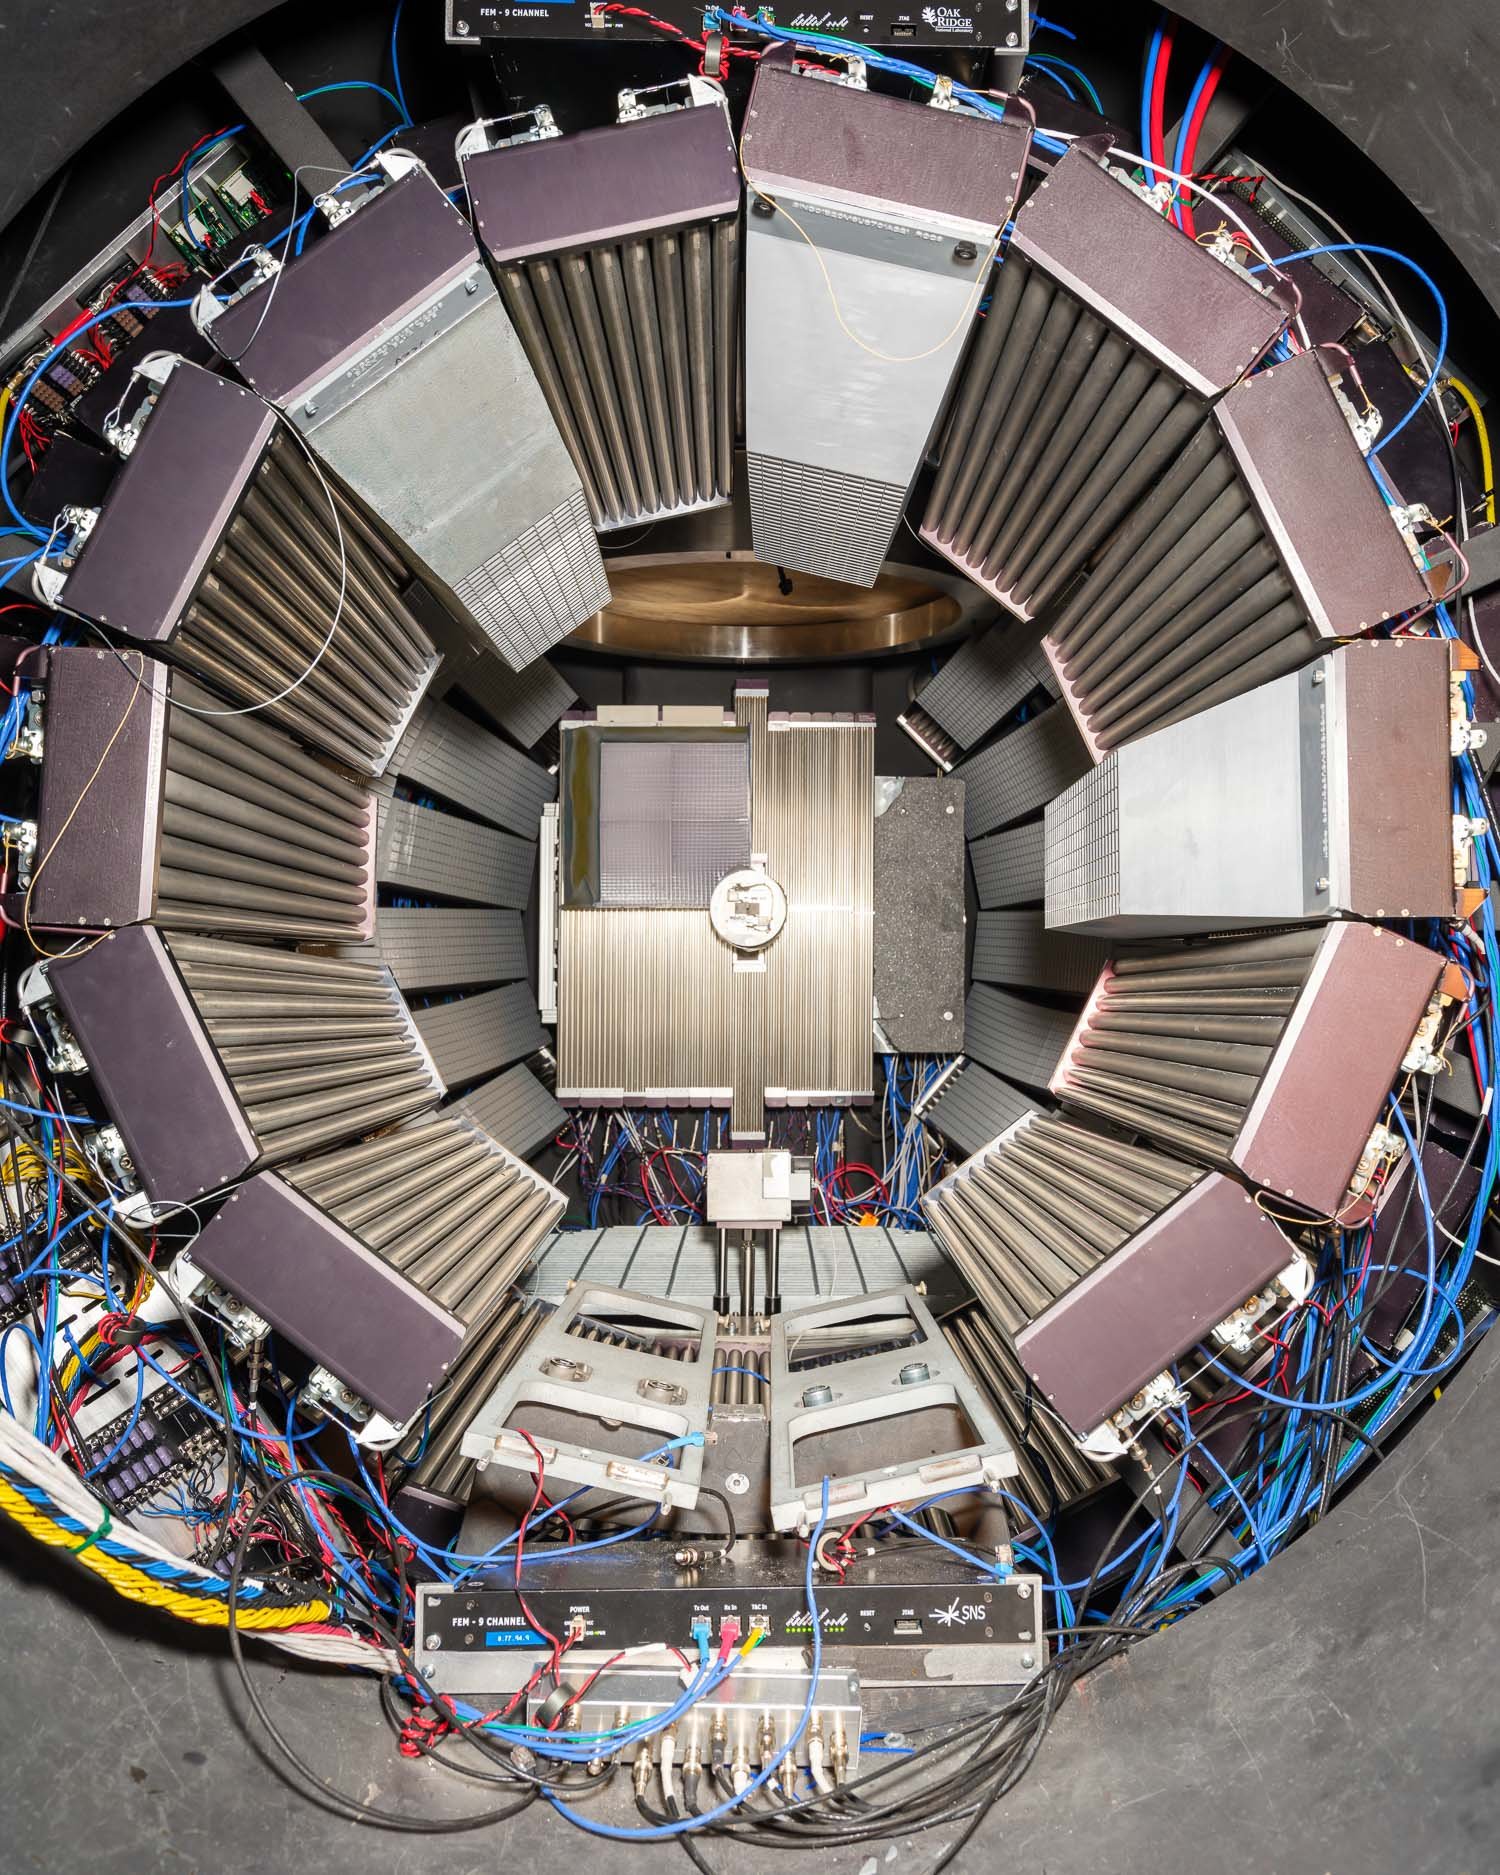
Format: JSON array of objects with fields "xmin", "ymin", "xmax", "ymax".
[{"xmin": 569, "ymin": 555, "xmax": 969, "ymax": 662}]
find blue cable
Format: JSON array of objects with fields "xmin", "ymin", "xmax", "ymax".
[
  {"xmin": 711, "ymin": 1365, "xmax": 768, "ymax": 1384},
  {"xmin": 1027, "ymin": 54, "xmax": 1103, "ymax": 114},
  {"xmin": 0, "ymin": 1095, "xmax": 98, "ymax": 1125},
  {"xmin": 539, "ymin": 1477, "xmax": 831, "ymax": 1835},
  {"xmin": 1032, "ymin": 15, "xmax": 1075, "ymax": 37},
  {"xmin": 1171, "ymin": 48, "xmax": 1221, "ymax": 228},
  {"xmin": 390, "ymin": 0, "xmax": 411, "ymax": 123},
  {"xmin": 1028, "ymin": 61, "xmax": 1075, "ymax": 101},
  {"xmin": 2, "ymin": 299, "xmax": 202, "ymax": 538},
  {"xmin": 1246, "ymin": 243, "xmax": 1447, "ymax": 453},
  {"xmin": 1139, "ymin": 20, "xmax": 1164, "ymax": 190},
  {"xmin": 884, "ymin": 1505, "xmax": 1011, "ymax": 1579}
]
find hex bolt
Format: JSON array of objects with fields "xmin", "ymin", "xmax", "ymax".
[
  {"xmin": 898, "ymin": 1362, "xmax": 930, "ymax": 1386},
  {"xmin": 802, "ymin": 1384, "xmax": 834, "ymax": 1408}
]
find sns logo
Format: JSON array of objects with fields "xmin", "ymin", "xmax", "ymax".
[
  {"xmin": 929, "ymin": 1597, "xmax": 988, "ymax": 1628},
  {"xmin": 921, "ymin": 5, "xmax": 974, "ymax": 28}
]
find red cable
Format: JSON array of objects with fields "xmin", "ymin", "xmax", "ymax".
[
  {"xmin": 1176, "ymin": 45, "xmax": 1231, "ymax": 239},
  {"xmin": 1148, "ymin": 18, "xmax": 1175, "ymax": 198},
  {"xmin": 513, "ymin": 1428, "xmax": 566, "ymax": 1672}
]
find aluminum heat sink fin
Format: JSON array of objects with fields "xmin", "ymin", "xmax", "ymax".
[
  {"xmin": 49, "ymin": 364, "xmax": 439, "ymax": 775},
  {"xmin": 1041, "ymin": 345, "xmax": 1432, "ymax": 758},
  {"xmin": 1044, "ymin": 639, "xmax": 1457, "ymax": 935},
  {"xmin": 1050, "ymin": 922, "xmax": 1444, "ymax": 1217},
  {"xmin": 742, "ymin": 51, "xmax": 1030, "ymax": 586},
  {"xmin": 923, "ymin": 1062, "xmax": 1042, "ymax": 1162},
  {"xmin": 181, "ymin": 1107, "xmax": 566, "ymax": 1430},
  {"xmin": 207, "ymin": 167, "xmax": 609, "ymax": 672},
  {"xmin": 956, "ymin": 702, "xmax": 1091, "ymax": 840},
  {"xmin": 920, "ymin": 145, "xmax": 1289, "ymax": 624},
  {"xmin": 48, "ymin": 927, "xmax": 443, "ymax": 1204},
  {"xmin": 464, "ymin": 86, "xmax": 742, "ymax": 532},
  {"xmin": 923, "ymin": 1111, "xmax": 1290, "ymax": 1440},
  {"xmin": 22, "ymin": 649, "xmax": 379, "ymax": 942}
]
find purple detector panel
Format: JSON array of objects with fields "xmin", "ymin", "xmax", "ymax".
[
  {"xmin": 1216, "ymin": 346, "xmax": 1432, "ymax": 633},
  {"xmin": 741, "ymin": 49, "xmax": 1031, "ymax": 233},
  {"xmin": 191, "ymin": 1172, "xmax": 465, "ymax": 1425},
  {"xmin": 61, "ymin": 363, "xmax": 274, "ymax": 643},
  {"xmin": 1015, "ymin": 1172, "xmax": 1289, "ymax": 1437},
  {"xmin": 1011, "ymin": 146, "xmax": 1289, "ymax": 397},
  {"xmin": 29, "ymin": 646, "xmax": 168, "ymax": 930},
  {"xmin": 213, "ymin": 170, "xmax": 482, "ymax": 407},
  {"xmin": 48, "ymin": 924, "xmax": 256, "ymax": 1204},
  {"xmin": 467, "ymin": 102, "xmax": 741, "ymax": 263}
]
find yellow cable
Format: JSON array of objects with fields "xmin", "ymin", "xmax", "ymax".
[
  {"xmin": 1448, "ymin": 375, "xmax": 1496, "ymax": 527},
  {"xmin": 0, "ymin": 1478, "xmax": 331, "ymax": 1630}
]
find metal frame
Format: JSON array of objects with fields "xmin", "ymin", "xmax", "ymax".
[
  {"xmin": 767, "ymin": 1286, "xmax": 1017, "ymax": 1534},
  {"xmin": 459, "ymin": 1283, "xmax": 717, "ymax": 1510}
]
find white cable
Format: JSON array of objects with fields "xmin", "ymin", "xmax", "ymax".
[
  {"xmin": 808, "ymin": 1732, "xmax": 835, "ymax": 1795},
  {"xmin": 660, "ymin": 1727, "xmax": 678, "ymax": 1811}
]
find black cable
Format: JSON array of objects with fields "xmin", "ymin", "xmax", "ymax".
[{"xmin": 692, "ymin": 1483, "xmax": 737, "ymax": 1558}]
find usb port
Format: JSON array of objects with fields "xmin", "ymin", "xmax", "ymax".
[
  {"xmin": 893, "ymin": 1617, "xmax": 923, "ymax": 1635},
  {"xmin": 890, "ymin": 23, "xmax": 916, "ymax": 36}
]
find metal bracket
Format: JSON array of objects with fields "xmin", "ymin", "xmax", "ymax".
[
  {"xmin": 460, "ymin": 1285, "xmax": 717, "ymax": 1510},
  {"xmin": 456, "ymin": 105, "xmax": 562, "ymax": 160},
  {"xmin": 17, "ymin": 962, "xmax": 87, "ymax": 1075},
  {"xmin": 617, "ymin": 76, "xmax": 727, "ymax": 122},
  {"xmin": 768, "ymin": 1286, "xmax": 1017, "ymax": 1534},
  {"xmin": 170, "ymin": 1248, "xmax": 271, "ymax": 1350}
]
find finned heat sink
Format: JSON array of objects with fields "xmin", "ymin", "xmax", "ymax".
[
  {"xmin": 19, "ymin": 646, "xmax": 377, "ymax": 942},
  {"xmin": 940, "ymin": 1299, "xmax": 1115, "ymax": 1517},
  {"xmin": 1051, "ymin": 923, "xmax": 1445, "ymax": 1217},
  {"xmin": 922, "ymin": 1110, "xmax": 1290, "ymax": 1439},
  {"xmin": 47, "ymin": 361, "xmax": 438, "ymax": 775},
  {"xmin": 556, "ymin": 692, "xmax": 873, "ymax": 1135},
  {"xmin": 464, "ymin": 86, "xmax": 742, "ymax": 532},
  {"xmin": 921, "ymin": 145, "xmax": 1288, "ymax": 621},
  {"xmin": 741, "ymin": 50, "xmax": 1031, "ymax": 586},
  {"xmin": 388, "ymin": 1293, "xmax": 545, "ymax": 1518},
  {"xmin": 1042, "ymin": 345, "xmax": 1432, "ymax": 756},
  {"xmin": 207, "ymin": 167, "xmax": 609, "ymax": 672},
  {"xmin": 47, "ymin": 927, "xmax": 443, "ymax": 1204},
  {"xmin": 185, "ymin": 1109, "xmax": 566, "ymax": 1428}
]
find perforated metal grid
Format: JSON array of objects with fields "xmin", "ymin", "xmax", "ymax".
[
  {"xmin": 972, "ymin": 910, "xmax": 1109, "ymax": 994},
  {"xmin": 924, "ymin": 1062, "xmax": 1042, "ymax": 1162},
  {"xmin": 746, "ymin": 451, "xmax": 909, "ymax": 588},
  {"xmin": 1043, "ymin": 755, "xmax": 1122, "ymax": 931},
  {"xmin": 454, "ymin": 487, "xmax": 612, "ymax": 669},
  {"xmin": 917, "ymin": 623, "xmax": 1059, "ymax": 751},
  {"xmin": 597, "ymin": 736, "xmax": 751, "ymax": 907},
  {"xmin": 969, "ymin": 821, "xmax": 1045, "ymax": 909}
]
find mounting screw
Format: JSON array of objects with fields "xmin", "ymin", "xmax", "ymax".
[
  {"xmin": 945, "ymin": 803, "xmax": 955, "ymax": 815},
  {"xmin": 724, "ymin": 1471, "xmax": 751, "ymax": 1495},
  {"xmin": 456, "ymin": 15, "xmax": 471, "ymax": 31},
  {"xmin": 1005, "ymin": 30, "xmax": 1019, "ymax": 44},
  {"xmin": 425, "ymin": 1634, "xmax": 441, "ymax": 1650},
  {"xmin": 942, "ymin": 1010, "xmax": 953, "ymax": 1022},
  {"xmin": 952, "ymin": 241, "xmax": 978, "ymax": 265},
  {"xmin": 802, "ymin": 1384, "xmax": 834, "ymax": 1408},
  {"xmin": 898, "ymin": 1362, "xmax": 930, "ymax": 1386},
  {"xmin": 464, "ymin": 278, "xmax": 479, "ymax": 295},
  {"xmin": 1312, "ymin": 668, "xmax": 1326, "ymax": 686},
  {"xmin": 1315, "ymin": 875, "xmax": 1329, "ymax": 892},
  {"xmin": 1016, "ymin": 1582, "xmax": 1031, "ymax": 1599},
  {"xmin": 1019, "ymin": 1652, "xmax": 1035, "ymax": 1669},
  {"xmin": 303, "ymin": 400, "xmax": 318, "ymax": 417}
]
